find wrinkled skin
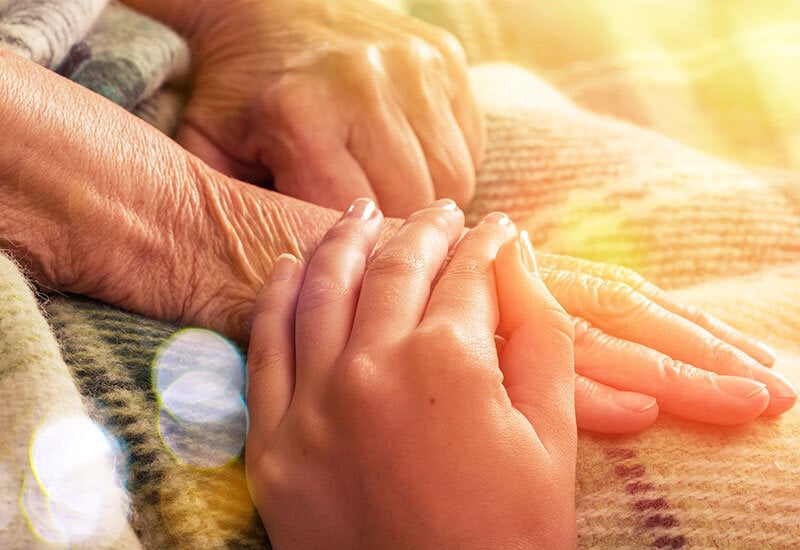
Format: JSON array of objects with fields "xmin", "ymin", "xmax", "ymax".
[
  {"xmin": 0, "ymin": 51, "xmax": 794, "ymax": 438},
  {"xmin": 246, "ymin": 200, "xmax": 577, "ymax": 547},
  {"xmin": 171, "ymin": 0, "xmax": 484, "ymax": 217}
]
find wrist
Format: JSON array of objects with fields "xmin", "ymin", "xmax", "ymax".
[
  {"xmin": 188, "ymin": 170, "xmax": 336, "ymax": 340},
  {"xmin": 189, "ymin": 176, "xmax": 407, "ymax": 342}
]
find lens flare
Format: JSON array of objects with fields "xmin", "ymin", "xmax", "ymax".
[
  {"xmin": 26, "ymin": 415, "xmax": 128, "ymax": 546},
  {"xmin": 153, "ymin": 329, "xmax": 248, "ymax": 468}
]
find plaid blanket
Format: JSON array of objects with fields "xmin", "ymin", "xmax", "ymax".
[{"xmin": 1, "ymin": 1, "xmax": 798, "ymax": 548}]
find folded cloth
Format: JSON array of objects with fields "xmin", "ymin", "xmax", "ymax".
[
  {"xmin": 1, "ymin": 0, "xmax": 799, "ymax": 548},
  {"xmin": 0, "ymin": 255, "xmax": 141, "ymax": 549},
  {"xmin": 0, "ymin": 0, "xmax": 188, "ymax": 132}
]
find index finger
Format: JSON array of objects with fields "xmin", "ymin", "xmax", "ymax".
[
  {"xmin": 537, "ymin": 252, "xmax": 777, "ymax": 366},
  {"xmin": 542, "ymin": 269, "xmax": 798, "ymax": 416}
]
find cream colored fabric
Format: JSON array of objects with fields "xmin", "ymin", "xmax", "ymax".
[{"xmin": 1, "ymin": 0, "xmax": 798, "ymax": 548}]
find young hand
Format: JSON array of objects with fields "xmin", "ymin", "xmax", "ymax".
[{"xmin": 245, "ymin": 199, "xmax": 577, "ymax": 547}]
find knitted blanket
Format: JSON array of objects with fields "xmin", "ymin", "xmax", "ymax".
[{"xmin": 1, "ymin": 1, "xmax": 798, "ymax": 548}]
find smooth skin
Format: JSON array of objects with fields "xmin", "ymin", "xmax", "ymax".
[
  {"xmin": 246, "ymin": 198, "xmax": 577, "ymax": 547},
  {"xmin": 113, "ymin": 0, "xmax": 796, "ymax": 428},
  {"xmin": 0, "ymin": 51, "xmax": 795, "ymax": 436}
]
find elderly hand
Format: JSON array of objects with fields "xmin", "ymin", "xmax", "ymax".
[
  {"xmin": 534, "ymin": 253, "xmax": 797, "ymax": 432},
  {"xmin": 175, "ymin": 0, "xmax": 483, "ymax": 217},
  {"xmin": 3, "ymin": 52, "xmax": 793, "ymax": 439},
  {"xmin": 245, "ymin": 199, "xmax": 576, "ymax": 547}
]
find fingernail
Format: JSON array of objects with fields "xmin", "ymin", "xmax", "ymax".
[
  {"xmin": 753, "ymin": 341, "xmax": 777, "ymax": 366},
  {"xmin": 478, "ymin": 211, "xmax": 510, "ymax": 225},
  {"xmin": 612, "ymin": 392, "xmax": 658, "ymax": 413},
  {"xmin": 429, "ymin": 198, "xmax": 458, "ymax": 211},
  {"xmin": 270, "ymin": 254, "xmax": 298, "ymax": 283},
  {"xmin": 769, "ymin": 371, "xmax": 799, "ymax": 400},
  {"xmin": 343, "ymin": 197, "xmax": 378, "ymax": 220},
  {"xmin": 715, "ymin": 375, "xmax": 768, "ymax": 399},
  {"xmin": 518, "ymin": 230, "xmax": 539, "ymax": 277}
]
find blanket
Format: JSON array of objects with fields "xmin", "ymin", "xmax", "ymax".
[{"xmin": 1, "ymin": 1, "xmax": 798, "ymax": 548}]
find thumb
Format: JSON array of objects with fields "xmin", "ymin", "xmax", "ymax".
[
  {"xmin": 246, "ymin": 254, "xmax": 305, "ymax": 452},
  {"xmin": 495, "ymin": 231, "xmax": 576, "ymax": 456}
]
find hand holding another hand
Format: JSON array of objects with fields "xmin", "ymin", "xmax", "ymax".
[{"xmin": 245, "ymin": 200, "xmax": 577, "ymax": 547}]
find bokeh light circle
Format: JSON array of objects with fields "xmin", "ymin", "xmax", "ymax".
[
  {"xmin": 153, "ymin": 328, "xmax": 248, "ymax": 468},
  {"xmin": 26, "ymin": 415, "xmax": 128, "ymax": 546}
]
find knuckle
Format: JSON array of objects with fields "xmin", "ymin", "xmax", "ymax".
[
  {"xmin": 350, "ymin": 43, "xmax": 386, "ymax": 78},
  {"xmin": 260, "ymin": 76, "xmax": 305, "ymax": 125},
  {"xmin": 422, "ymin": 323, "xmax": 471, "ymax": 348},
  {"xmin": 572, "ymin": 318, "xmax": 608, "ymax": 357},
  {"xmin": 443, "ymin": 253, "xmax": 489, "ymax": 282},
  {"xmin": 246, "ymin": 342, "xmax": 286, "ymax": 378},
  {"xmin": 368, "ymin": 247, "xmax": 429, "ymax": 281},
  {"xmin": 412, "ymin": 324, "xmax": 493, "ymax": 376},
  {"xmin": 595, "ymin": 280, "xmax": 646, "ymax": 318},
  {"xmin": 443, "ymin": 169, "xmax": 476, "ymax": 207},
  {"xmin": 332, "ymin": 351, "xmax": 397, "ymax": 431},
  {"xmin": 337, "ymin": 352, "xmax": 380, "ymax": 405},
  {"xmin": 408, "ymin": 206, "xmax": 459, "ymax": 235},
  {"xmin": 682, "ymin": 302, "xmax": 707, "ymax": 326},
  {"xmin": 402, "ymin": 35, "xmax": 443, "ymax": 66},
  {"xmin": 609, "ymin": 263, "xmax": 647, "ymax": 290},
  {"xmin": 656, "ymin": 356, "xmax": 706, "ymax": 386},
  {"xmin": 320, "ymin": 219, "xmax": 368, "ymax": 250},
  {"xmin": 703, "ymin": 339, "xmax": 751, "ymax": 377},
  {"xmin": 432, "ymin": 28, "xmax": 468, "ymax": 67},
  {"xmin": 295, "ymin": 274, "xmax": 350, "ymax": 316}
]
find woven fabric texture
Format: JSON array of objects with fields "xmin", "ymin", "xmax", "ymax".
[{"xmin": 1, "ymin": 0, "xmax": 798, "ymax": 548}]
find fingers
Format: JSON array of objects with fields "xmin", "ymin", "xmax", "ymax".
[
  {"xmin": 294, "ymin": 198, "xmax": 383, "ymax": 387},
  {"xmin": 402, "ymin": 81, "xmax": 476, "ymax": 208},
  {"xmin": 538, "ymin": 253, "xmax": 776, "ymax": 366},
  {"xmin": 495, "ymin": 232, "xmax": 576, "ymax": 457},
  {"xmin": 259, "ymin": 83, "xmax": 377, "ymax": 211},
  {"xmin": 450, "ymin": 80, "xmax": 486, "ymax": 173},
  {"xmin": 422, "ymin": 211, "xmax": 516, "ymax": 338},
  {"xmin": 354, "ymin": 5, "xmax": 486, "ymax": 175},
  {"xmin": 272, "ymin": 144, "xmax": 376, "ymax": 213},
  {"xmin": 247, "ymin": 254, "xmax": 305, "ymax": 442},
  {"xmin": 175, "ymin": 122, "xmax": 268, "ymax": 184},
  {"xmin": 543, "ymin": 269, "xmax": 798, "ymax": 416},
  {"xmin": 640, "ymin": 283, "xmax": 777, "ymax": 367},
  {"xmin": 572, "ymin": 320, "xmax": 771, "ymax": 425},
  {"xmin": 346, "ymin": 88, "xmax": 435, "ymax": 217},
  {"xmin": 350, "ymin": 199, "xmax": 464, "ymax": 344},
  {"xmin": 574, "ymin": 375, "xmax": 659, "ymax": 434}
]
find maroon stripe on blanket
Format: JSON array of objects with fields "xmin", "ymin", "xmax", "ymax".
[{"xmin": 604, "ymin": 447, "xmax": 687, "ymax": 549}]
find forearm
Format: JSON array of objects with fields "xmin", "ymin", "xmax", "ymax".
[
  {"xmin": 0, "ymin": 50, "xmax": 323, "ymax": 339},
  {"xmin": 0, "ymin": 50, "xmax": 202, "ymax": 309}
]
